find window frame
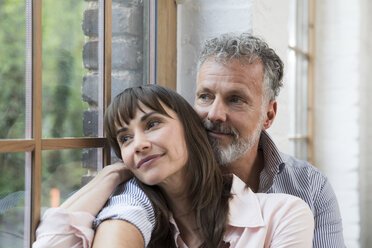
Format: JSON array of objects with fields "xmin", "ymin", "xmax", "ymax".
[
  {"xmin": 287, "ymin": 0, "xmax": 315, "ymax": 163},
  {"xmin": 0, "ymin": 0, "xmax": 177, "ymax": 246}
]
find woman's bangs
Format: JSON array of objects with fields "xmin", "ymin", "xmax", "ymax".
[{"xmin": 114, "ymin": 87, "xmax": 172, "ymax": 127}]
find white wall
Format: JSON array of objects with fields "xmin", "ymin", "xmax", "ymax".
[
  {"xmin": 359, "ymin": 0, "xmax": 372, "ymax": 247},
  {"xmin": 314, "ymin": 0, "xmax": 361, "ymax": 247},
  {"xmin": 251, "ymin": 0, "xmax": 290, "ymax": 153},
  {"xmin": 177, "ymin": 0, "xmax": 291, "ymax": 154},
  {"xmin": 177, "ymin": 0, "xmax": 253, "ymax": 102}
]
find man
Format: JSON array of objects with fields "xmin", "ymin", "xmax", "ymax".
[{"xmin": 93, "ymin": 33, "xmax": 344, "ymax": 247}]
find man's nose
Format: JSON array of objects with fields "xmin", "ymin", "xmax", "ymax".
[
  {"xmin": 134, "ymin": 133, "xmax": 151, "ymax": 153},
  {"xmin": 207, "ymin": 98, "xmax": 227, "ymax": 123}
]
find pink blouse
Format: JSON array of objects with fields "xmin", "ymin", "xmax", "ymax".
[
  {"xmin": 33, "ymin": 175, "xmax": 314, "ymax": 248},
  {"xmin": 33, "ymin": 208, "xmax": 95, "ymax": 248},
  {"xmin": 171, "ymin": 175, "xmax": 314, "ymax": 247}
]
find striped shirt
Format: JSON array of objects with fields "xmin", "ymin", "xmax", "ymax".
[
  {"xmin": 258, "ymin": 131, "xmax": 344, "ymax": 248},
  {"xmin": 94, "ymin": 130, "xmax": 345, "ymax": 248},
  {"xmin": 94, "ymin": 178, "xmax": 155, "ymax": 246}
]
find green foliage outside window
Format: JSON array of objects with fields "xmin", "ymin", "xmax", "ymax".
[{"xmin": 0, "ymin": 0, "xmax": 92, "ymax": 246}]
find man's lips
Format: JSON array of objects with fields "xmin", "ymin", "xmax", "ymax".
[
  {"xmin": 207, "ymin": 130, "xmax": 233, "ymax": 139},
  {"xmin": 136, "ymin": 154, "xmax": 164, "ymax": 169}
]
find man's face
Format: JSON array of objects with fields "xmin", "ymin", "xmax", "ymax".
[{"xmin": 194, "ymin": 58, "xmax": 266, "ymax": 165}]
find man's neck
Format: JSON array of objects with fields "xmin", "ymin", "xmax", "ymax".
[{"xmin": 225, "ymin": 143, "xmax": 264, "ymax": 192}]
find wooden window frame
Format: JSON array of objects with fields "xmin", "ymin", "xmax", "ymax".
[
  {"xmin": 288, "ymin": 0, "xmax": 315, "ymax": 163},
  {"xmin": 0, "ymin": 0, "xmax": 177, "ymax": 246},
  {"xmin": 157, "ymin": 0, "xmax": 177, "ymax": 90}
]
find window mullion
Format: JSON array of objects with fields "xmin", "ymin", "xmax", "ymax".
[
  {"xmin": 157, "ymin": 0, "xmax": 177, "ymax": 90},
  {"xmin": 25, "ymin": 0, "xmax": 33, "ymax": 246},
  {"xmin": 307, "ymin": 0, "xmax": 315, "ymax": 164},
  {"xmin": 30, "ymin": 0, "xmax": 43, "ymax": 245},
  {"xmin": 103, "ymin": 0, "xmax": 112, "ymax": 167}
]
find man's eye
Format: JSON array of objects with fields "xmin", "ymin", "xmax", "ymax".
[
  {"xmin": 199, "ymin": 94, "xmax": 211, "ymax": 101},
  {"xmin": 230, "ymin": 96, "xmax": 244, "ymax": 104}
]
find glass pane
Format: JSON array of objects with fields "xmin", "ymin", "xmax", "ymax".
[
  {"xmin": 0, "ymin": 0, "xmax": 26, "ymax": 139},
  {"xmin": 296, "ymin": 0, "xmax": 309, "ymax": 52},
  {"xmin": 111, "ymin": 0, "xmax": 149, "ymax": 99},
  {"xmin": 295, "ymin": 53, "xmax": 309, "ymax": 136},
  {"xmin": 292, "ymin": 139, "xmax": 308, "ymax": 161},
  {"xmin": 288, "ymin": 50, "xmax": 296, "ymax": 135},
  {"xmin": 41, "ymin": 148, "xmax": 101, "ymax": 214},
  {"xmin": 42, "ymin": 0, "xmax": 98, "ymax": 138},
  {"xmin": 0, "ymin": 152, "xmax": 25, "ymax": 247},
  {"xmin": 288, "ymin": 0, "xmax": 296, "ymax": 47}
]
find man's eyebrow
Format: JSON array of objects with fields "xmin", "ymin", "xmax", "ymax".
[
  {"xmin": 228, "ymin": 89, "xmax": 247, "ymax": 96},
  {"xmin": 196, "ymin": 87, "xmax": 213, "ymax": 94}
]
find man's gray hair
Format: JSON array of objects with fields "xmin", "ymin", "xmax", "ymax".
[{"xmin": 198, "ymin": 33, "xmax": 284, "ymax": 102}]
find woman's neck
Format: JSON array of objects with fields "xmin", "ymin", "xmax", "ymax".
[
  {"xmin": 173, "ymin": 212, "xmax": 203, "ymax": 247},
  {"xmin": 161, "ymin": 186, "xmax": 203, "ymax": 247}
]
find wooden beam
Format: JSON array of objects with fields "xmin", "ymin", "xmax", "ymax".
[
  {"xmin": 0, "ymin": 140, "xmax": 35, "ymax": 153},
  {"xmin": 288, "ymin": 45, "xmax": 310, "ymax": 59},
  {"xmin": 157, "ymin": 0, "xmax": 177, "ymax": 90},
  {"xmin": 41, "ymin": 138, "xmax": 107, "ymax": 150}
]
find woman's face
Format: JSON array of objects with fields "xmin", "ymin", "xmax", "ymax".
[{"xmin": 116, "ymin": 102, "xmax": 188, "ymax": 189}]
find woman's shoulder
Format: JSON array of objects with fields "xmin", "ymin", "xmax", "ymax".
[
  {"xmin": 255, "ymin": 192, "xmax": 313, "ymax": 223},
  {"xmin": 255, "ymin": 192, "xmax": 306, "ymax": 205}
]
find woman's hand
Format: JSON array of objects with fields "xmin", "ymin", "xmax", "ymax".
[{"xmin": 60, "ymin": 162, "xmax": 132, "ymax": 216}]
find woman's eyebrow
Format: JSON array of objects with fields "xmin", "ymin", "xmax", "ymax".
[
  {"xmin": 116, "ymin": 111, "xmax": 159, "ymax": 135},
  {"xmin": 140, "ymin": 111, "xmax": 157, "ymax": 122},
  {"xmin": 116, "ymin": 127, "xmax": 128, "ymax": 135}
]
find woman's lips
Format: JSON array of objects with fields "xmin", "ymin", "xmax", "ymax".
[{"xmin": 136, "ymin": 154, "xmax": 164, "ymax": 169}]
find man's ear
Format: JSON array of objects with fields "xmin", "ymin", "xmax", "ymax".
[{"xmin": 262, "ymin": 100, "xmax": 277, "ymax": 130}]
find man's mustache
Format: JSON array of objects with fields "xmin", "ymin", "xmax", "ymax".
[{"xmin": 203, "ymin": 120, "xmax": 239, "ymax": 139}]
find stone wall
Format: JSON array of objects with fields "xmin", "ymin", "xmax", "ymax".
[{"xmin": 81, "ymin": 0, "xmax": 145, "ymax": 175}]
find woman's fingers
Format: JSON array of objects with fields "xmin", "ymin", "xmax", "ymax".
[{"xmin": 101, "ymin": 162, "xmax": 133, "ymax": 184}]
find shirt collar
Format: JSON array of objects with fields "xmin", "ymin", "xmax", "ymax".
[
  {"xmin": 258, "ymin": 130, "xmax": 286, "ymax": 192},
  {"xmin": 168, "ymin": 175, "xmax": 266, "ymax": 235},
  {"xmin": 228, "ymin": 175, "xmax": 265, "ymax": 228}
]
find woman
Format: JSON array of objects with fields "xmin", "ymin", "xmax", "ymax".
[{"xmin": 34, "ymin": 85, "xmax": 313, "ymax": 247}]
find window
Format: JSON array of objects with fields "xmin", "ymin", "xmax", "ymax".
[
  {"xmin": 0, "ymin": 0, "xmax": 177, "ymax": 246},
  {"xmin": 288, "ymin": 0, "xmax": 315, "ymax": 162}
]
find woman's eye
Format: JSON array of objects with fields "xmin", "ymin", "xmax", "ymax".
[
  {"xmin": 147, "ymin": 120, "xmax": 160, "ymax": 129},
  {"xmin": 119, "ymin": 135, "xmax": 132, "ymax": 144}
]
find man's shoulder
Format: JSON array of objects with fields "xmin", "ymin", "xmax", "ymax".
[
  {"xmin": 270, "ymin": 152, "xmax": 332, "ymax": 209},
  {"xmin": 279, "ymin": 152, "xmax": 327, "ymax": 183}
]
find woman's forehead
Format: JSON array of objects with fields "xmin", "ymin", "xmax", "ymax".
[{"xmin": 114, "ymin": 101, "xmax": 176, "ymax": 129}]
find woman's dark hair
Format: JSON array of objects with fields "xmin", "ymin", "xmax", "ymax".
[{"xmin": 104, "ymin": 84, "xmax": 232, "ymax": 247}]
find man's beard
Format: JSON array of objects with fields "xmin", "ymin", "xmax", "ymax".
[{"xmin": 203, "ymin": 117, "xmax": 264, "ymax": 165}]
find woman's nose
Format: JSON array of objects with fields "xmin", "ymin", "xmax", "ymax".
[{"xmin": 134, "ymin": 133, "xmax": 151, "ymax": 153}]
